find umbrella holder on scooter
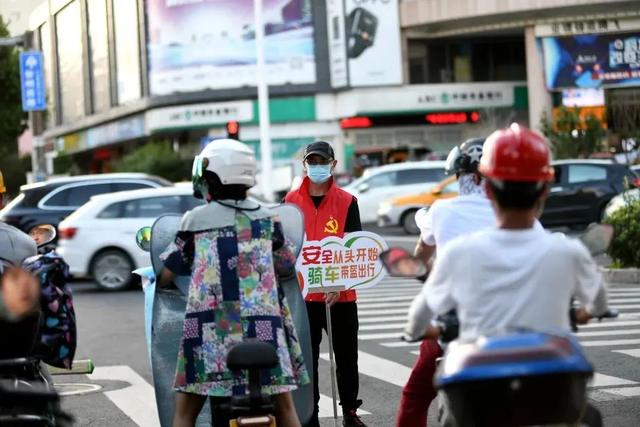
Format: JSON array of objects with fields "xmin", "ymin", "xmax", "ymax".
[{"xmin": 436, "ymin": 332, "xmax": 593, "ymax": 426}]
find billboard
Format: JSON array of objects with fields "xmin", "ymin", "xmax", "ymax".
[
  {"xmin": 542, "ymin": 32, "xmax": 640, "ymax": 89},
  {"xmin": 146, "ymin": 0, "xmax": 316, "ymax": 95},
  {"xmin": 345, "ymin": 0, "xmax": 402, "ymax": 87}
]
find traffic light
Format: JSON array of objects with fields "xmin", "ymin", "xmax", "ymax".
[{"xmin": 226, "ymin": 121, "xmax": 240, "ymax": 139}]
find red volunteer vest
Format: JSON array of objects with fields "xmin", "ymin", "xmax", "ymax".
[{"xmin": 285, "ymin": 177, "xmax": 357, "ymax": 303}]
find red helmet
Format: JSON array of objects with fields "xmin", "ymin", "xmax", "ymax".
[{"xmin": 479, "ymin": 123, "xmax": 555, "ymax": 182}]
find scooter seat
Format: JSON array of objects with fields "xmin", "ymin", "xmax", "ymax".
[{"xmin": 227, "ymin": 340, "xmax": 278, "ymax": 372}]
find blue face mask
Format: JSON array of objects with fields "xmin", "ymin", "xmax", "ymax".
[{"xmin": 307, "ymin": 164, "xmax": 332, "ymax": 183}]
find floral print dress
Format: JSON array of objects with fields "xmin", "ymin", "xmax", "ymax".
[{"xmin": 161, "ymin": 211, "xmax": 309, "ymax": 397}]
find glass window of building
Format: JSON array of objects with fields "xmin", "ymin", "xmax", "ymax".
[
  {"xmin": 112, "ymin": 0, "xmax": 141, "ymax": 104},
  {"xmin": 409, "ymin": 37, "xmax": 526, "ymax": 84},
  {"xmin": 56, "ymin": 1, "xmax": 85, "ymax": 124},
  {"xmin": 87, "ymin": 0, "xmax": 111, "ymax": 113},
  {"xmin": 39, "ymin": 22, "xmax": 56, "ymax": 128}
]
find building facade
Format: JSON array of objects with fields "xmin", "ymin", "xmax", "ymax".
[{"xmin": 28, "ymin": 0, "xmax": 640, "ymax": 177}]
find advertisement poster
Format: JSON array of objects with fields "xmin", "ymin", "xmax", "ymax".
[
  {"xmin": 295, "ymin": 232, "xmax": 388, "ymax": 296},
  {"xmin": 542, "ymin": 32, "xmax": 640, "ymax": 89},
  {"xmin": 326, "ymin": 0, "xmax": 348, "ymax": 88},
  {"xmin": 345, "ymin": 0, "xmax": 402, "ymax": 87},
  {"xmin": 146, "ymin": 0, "xmax": 316, "ymax": 95}
]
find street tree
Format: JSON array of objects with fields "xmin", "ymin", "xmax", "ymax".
[
  {"xmin": 540, "ymin": 107, "xmax": 606, "ymax": 160},
  {"xmin": 0, "ymin": 14, "xmax": 29, "ymax": 194}
]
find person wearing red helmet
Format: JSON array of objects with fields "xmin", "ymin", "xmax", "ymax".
[{"xmin": 404, "ymin": 122, "xmax": 608, "ymax": 344}]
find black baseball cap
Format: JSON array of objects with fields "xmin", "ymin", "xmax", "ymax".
[{"xmin": 303, "ymin": 141, "xmax": 335, "ymax": 160}]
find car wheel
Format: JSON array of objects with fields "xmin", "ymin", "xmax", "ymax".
[
  {"xmin": 401, "ymin": 209, "xmax": 421, "ymax": 235},
  {"xmin": 91, "ymin": 249, "xmax": 134, "ymax": 291}
]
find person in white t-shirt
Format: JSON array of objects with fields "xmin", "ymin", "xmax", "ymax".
[
  {"xmin": 405, "ymin": 123, "xmax": 608, "ymax": 343},
  {"xmin": 396, "ymin": 138, "xmax": 495, "ymax": 427}
]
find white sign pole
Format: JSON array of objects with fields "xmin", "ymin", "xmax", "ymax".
[
  {"xmin": 324, "ymin": 301, "xmax": 340, "ymax": 427},
  {"xmin": 254, "ymin": 0, "xmax": 274, "ymax": 202}
]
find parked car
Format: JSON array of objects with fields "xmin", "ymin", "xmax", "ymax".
[
  {"xmin": 342, "ymin": 161, "xmax": 447, "ymax": 223},
  {"xmin": 57, "ymin": 185, "xmax": 204, "ymax": 291},
  {"xmin": 0, "ymin": 173, "xmax": 171, "ymax": 232},
  {"xmin": 604, "ymin": 188, "xmax": 640, "ymax": 218},
  {"xmin": 541, "ymin": 160, "xmax": 640, "ymax": 227},
  {"xmin": 632, "ymin": 164, "xmax": 640, "ymax": 174},
  {"xmin": 377, "ymin": 175, "xmax": 459, "ymax": 234}
]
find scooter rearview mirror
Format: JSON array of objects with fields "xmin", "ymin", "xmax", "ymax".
[
  {"xmin": 580, "ymin": 223, "xmax": 614, "ymax": 256},
  {"xmin": 380, "ymin": 247, "xmax": 428, "ymax": 278},
  {"xmin": 136, "ymin": 227, "xmax": 152, "ymax": 252},
  {"xmin": 28, "ymin": 224, "xmax": 57, "ymax": 247}
]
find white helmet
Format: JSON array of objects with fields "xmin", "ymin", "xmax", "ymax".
[{"xmin": 193, "ymin": 139, "xmax": 257, "ymax": 189}]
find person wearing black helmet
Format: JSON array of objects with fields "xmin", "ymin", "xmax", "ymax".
[{"xmin": 395, "ymin": 138, "xmax": 496, "ymax": 427}]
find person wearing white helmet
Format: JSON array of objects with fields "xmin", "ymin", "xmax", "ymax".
[{"xmin": 158, "ymin": 139, "xmax": 309, "ymax": 427}]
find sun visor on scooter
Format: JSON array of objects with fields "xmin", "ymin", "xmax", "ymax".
[
  {"xmin": 272, "ymin": 203, "xmax": 305, "ymax": 257},
  {"xmin": 436, "ymin": 332, "xmax": 593, "ymax": 388},
  {"xmin": 150, "ymin": 214, "xmax": 190, "ymax": 295}
]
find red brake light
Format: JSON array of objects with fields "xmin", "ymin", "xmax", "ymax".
[
  {"xmin": 59, "ymin": 227, "xmax": 77, "ymax": 240},
  {"xmin": 633, "ymin": 178, "xmax": 640, "ymax": 188}
]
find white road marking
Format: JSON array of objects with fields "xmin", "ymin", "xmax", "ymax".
[
  {"xmin": 359, "ymin": 315, "xmax": 407, "ymax": 324},
  {"xmin": 358, "ymin": 295, "xmax": 415, "ymax": 303},
  {"xmin": 581, "ymin": 338, "xmax": 640, "ymax": 347},
  {"xmin": 358, "ymin": 308, "xmax": 411, "ymax": 316},
  {"xmin": 590, "ymin": 373, "xmax": 638, "ymax": 387},
  {"xmin": 613, "ymin": 349, "xmax": 640, "ymax": 358},
  {"xmin": 356, "ymin": 301, "xmax": 411, "ymax": 310},
  {"xmin": 581, "ymin": 320, "xmax": 640, "ymax": 328},
  {"xmin": 359, "ymin": 323, "xmax": 406, "ymax": 331},
  {"xmin": 381, "ymin": 341, "xmax": 421, "ymax": 348},
  {"xmin": 88, "ymin": 366, "xmax": 160, "ymax": 427},
  {"xmin": 318, "ymin": 393, "xmax": 371, "ymax": 418},
  {"xmin": 578, "ymin": 328, "xmax": 640, "ymax": 337},
  {"xmin": 358, "ymin": 332, "xmax": 405, "ymax": 340},
  {"xmin": 321, "ymin": 351, "xmax": 411, "ymax": 388}
]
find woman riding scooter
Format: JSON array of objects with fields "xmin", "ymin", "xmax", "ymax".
[{"xmin": 158, "ymin": 139, "xmax": 309, "ymax": 427}]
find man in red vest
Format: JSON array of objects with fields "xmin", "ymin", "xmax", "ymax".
[{"xmin": 285, "ymin": 141, "xmax": 366, "ymax": 427}]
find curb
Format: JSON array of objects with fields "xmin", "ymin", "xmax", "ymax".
[{"xmin": 601, "ymin": 268, "xmax": 640, "ymax": 285}]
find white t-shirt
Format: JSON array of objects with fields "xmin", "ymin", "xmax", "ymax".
[
  {"xmin": 418, "ymin": 226, "xmax": 606, "ymax": 340},
  {"xmin": 416, "ymin": 194, "xmax": 497, "ymax": 247}
]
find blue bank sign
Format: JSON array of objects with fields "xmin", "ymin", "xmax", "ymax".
[{"xmin": 19, "ymin": 51, "xmax": 46, "ymax": 111}]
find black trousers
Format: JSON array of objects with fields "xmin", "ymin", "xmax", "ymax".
[{"xmin": 306, "ymin": 301, "xmax": 361, "ymax": 423}]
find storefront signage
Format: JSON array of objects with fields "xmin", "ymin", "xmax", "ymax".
[
  {"xmin": 542, "ymin": 32, "xmax": 640, "ymax": 89},
  {"xmin": 342, "ymin": 83, "xmax": 515, "ymax": 115},
  {"xmin": 146, "ymin": 101, "xmax": 254, "ymax": 132},
  {"xmin": 326, "ymin": 0, "xmax": 349, "ymax": 88},
  {"xmin": 535, "ymin": 18, "xmax": 640, "ymax": 38},
  {"xmin": 296, "ymin": 232, "xmax": 388, "ymax": 296}
]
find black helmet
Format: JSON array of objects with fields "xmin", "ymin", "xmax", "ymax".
[{"xmin": 444, "ymin": 138, "xmax": 485, "ymax": 176}]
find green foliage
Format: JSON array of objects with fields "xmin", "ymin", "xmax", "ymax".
[
  {"xmin": 0, "ymin": 15, "xmax": 29, "ymax": 194},
  {"xmin": 0, "ymin": 15, "xmax": 26, "ymax": 152},
  {"xmin": 603, "ymin": 193, "xmax": 640, "ymax": 268},
  {"xmin": 115, "ymin": 141, "xmax": 191, "ymax": 182},
  {"xmin": 540, "ymin": 107, "xmax": 606, "ymax": 159}
]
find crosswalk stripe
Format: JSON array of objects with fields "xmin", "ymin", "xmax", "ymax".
[
  {"xmin": 581, "ymin": 320, "xmax": 640, "ymax": 329},
  {"xmin": 360, "ymin": 323, "xmax": 405, "ymax": 331},
  {"xmin": 359, "ymin": 308, "xmax": 410, "ymax": 316},
  {"xmin": 318, "ymin": 394, "xmax": 371, "ymax": 418},
  {"xmin": 381, "ymin": 341, "xmax": 421, "ymax": 348},
  {"xmin": 609, "ymin": 298, "xmax": 640, "ymax": 304},
  {"xmin": 357, "ymin": 301, "xmax": 411, "ymax": 310},
  {"xmin": 613, "ymin": 349, "xmax": 640, "ymax": 358},
  {"xmin": 88, "ymin": 366, "xmax": 160, "ymax": 427},
  {"xmin": 320, "ymin": 351, "xmax": 411, "ymax": 387},
  {"xmin": 591, "ymin": 373, "xmax": 638, "ymax": 387},
  {"xmin": 612, "ymin": 305, "xmax": 640, "ymax": 310},
  {"xmin": 358, "ymin": 332, "xmax": 404, "ymax": 340},
  {"xmin": 581, "ymin": 339, "xmax": 640, "ymax": 347},
  {"xmin": 359, "ymin": 315, "xmax": 407, "ymax": 324},
  {"xmin": 578, "ymin": 328, "xmax": 640, "ymax": 337},
  {"xmin": 358, "ymin": 295, "xmax": 415, "ymax": 303}
]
